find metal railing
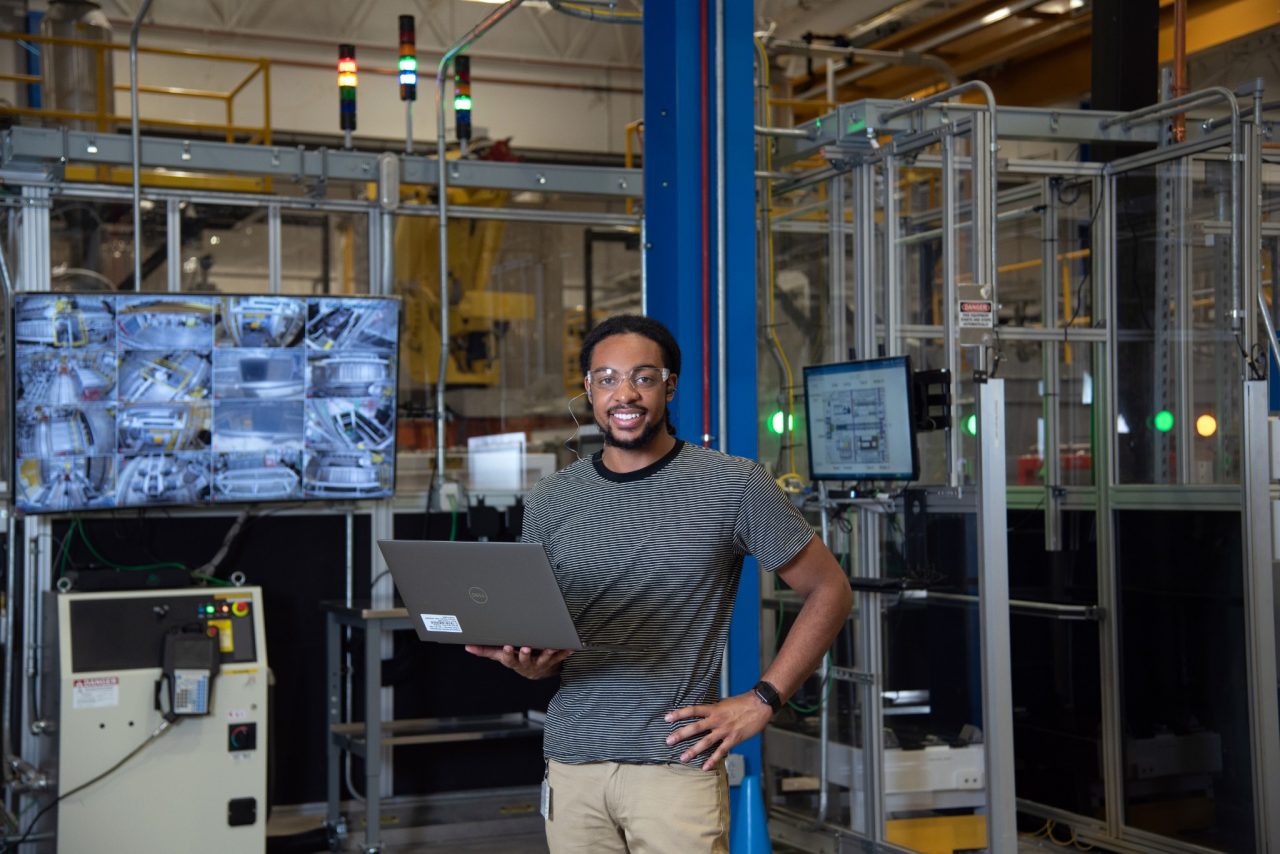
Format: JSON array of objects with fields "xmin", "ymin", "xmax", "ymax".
[{"xmin": 0, "ymin": 31, "xmax": 271, "ymax": 144}]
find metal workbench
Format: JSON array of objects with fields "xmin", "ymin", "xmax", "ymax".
[{"xmin": 322, "ymin": 602, "xmax": 544, "ymax": 853}]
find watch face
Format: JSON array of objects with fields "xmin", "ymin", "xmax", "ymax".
[{"xmin": 753, "ymin": 681, "xmax": 781, "ymax": 712}]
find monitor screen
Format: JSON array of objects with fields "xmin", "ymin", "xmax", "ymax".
[
  {"xmin": 12, "ymin": 293, "xmax": 400, "ymax": 514},
  {"xmin": 803, "ymin": 356, "xmax": 919, "ymax": 481}
]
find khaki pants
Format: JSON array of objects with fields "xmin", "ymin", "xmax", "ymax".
[{"xmin": 544, "ymin": 759, "xmax": 729, "ymax": 854}]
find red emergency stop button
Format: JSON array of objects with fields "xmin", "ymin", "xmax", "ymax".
[{"xmin": 231, "ymin": 601, "xmax": 250, "ymax": 617}]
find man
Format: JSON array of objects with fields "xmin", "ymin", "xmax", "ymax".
[{"xmin": 466, "ymin": 314, "xmax": 851, "ymax": 853}]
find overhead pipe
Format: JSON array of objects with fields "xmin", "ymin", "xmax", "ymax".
[
  {"xmin": 798, "ymin": 0, "xmax": 1042, "ymax": 99},
  {"xmin": 129, "ymin": 0, "xmax": 156, "ymax": 293},
  {"xmin": 547, "ymin": 0, "xmax": 641, "ymax": 25},
  {"xmin": 755, "ymin": 124, "xmax": 813, "ymax": 139},
  {"xmin": 764, "ymin": 36, "xmax": 957, "ymax": 88},
  {"xmin": 435, "ymin": 0, "xmax": 526, "ymax": 491}
]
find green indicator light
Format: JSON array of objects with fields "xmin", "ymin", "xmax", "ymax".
[
  {"xmin": 399, "ymin": 56, "xmax": 417, "ymax": 72},
  {"xmin": 454, "ymin": 95, "xmax": 472, "ymax": 111},
  {"xmin": 815, "ymin": 118, "xmax": 822, "ymax": 129},
  {"xmin": 964, "ymin": 413, "xmax": 978, "ymax": 436},
  {"xmin": 1154, "ymin": 410, "xmax": 1175, "ymax": 432},
  {"xmin": 769, "ymin": 411, "xmax": 794, "ymax": 435},
  {"xmin": 847, "ymin": 119, "xmax": 866, "ymax": 133}
]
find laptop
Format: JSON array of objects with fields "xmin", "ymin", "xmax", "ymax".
[{"xmin": 377, "ymin": 539, "xmax": 632, "ymax": 652}]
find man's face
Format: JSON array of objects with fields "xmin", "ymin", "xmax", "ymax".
[{"xmin": 586, "ymin": 332, "xmax": 675, "ymax": 451}]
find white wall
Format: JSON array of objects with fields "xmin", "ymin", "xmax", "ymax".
[{"xmin": 99, "ymin": 31, "xmax": 642, "ymax": 155}]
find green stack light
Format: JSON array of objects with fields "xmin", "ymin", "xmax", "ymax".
[
  {"xmin": 1154, "ymin": 409, "xmax": 1175, "ymax": 433},
  {"xmin": 769, "ymin": 411, "xmax": 794, "ymax": 435},
  {"xmin": 398, "ymin": 15, "xmax": 417, "ymax": 101},
  {"xmin": 454, "ymin": 55, "xmax": 472, "ymax": 145},
  {"xmin": 964, "ymin": 413, "xmax": 978, "ymax": 436}
]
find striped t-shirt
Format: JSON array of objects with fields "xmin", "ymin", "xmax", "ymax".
[{"xmin": 521, "ymin": 439, "xmax": 815, "ymax": 764}]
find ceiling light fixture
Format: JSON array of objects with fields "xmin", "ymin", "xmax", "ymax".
[{"xmin": 981, "ymin": 6, "xmax": 1012, "ymax": 24}]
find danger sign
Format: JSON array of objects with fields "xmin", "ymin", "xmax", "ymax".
[
  {"xmin": 72, "ymin": 676, "xmax": 119, "ymax": 709},
  {"xmin": 959, "ymin": 300, "xmax": 994, "ymax": 328}
]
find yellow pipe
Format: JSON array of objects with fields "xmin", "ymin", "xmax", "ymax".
[
  {"xmin": 767, "ymin": 97, "xmax": 836, "ymax": 109},
  {"xmin": 228, "ymin": 63, "xmax": 262, "ymax": 99},
  {"xmin": 996, "ymin": 248, "xmax": 1091, "ymax": 276},
  {"xmin": 261, "ymin": 62, "xmax": 272, "ymax": 147},
  {"xmin": 342, "ymin": 223, "xmax": 355, "ymax": 295},
  {"xmin": 624, "ymin": 119, "xmax": 643, "ymax": 216},
  {"xmin": 0, "ymin": 30, "xmax": 265, "ymax": 65},
  {"xmin": 94, "ymin": 47, "xmax": 108, "ymax": 133},
  {"xmin": 999, "ymin": 258, "xmax": 1043, "ymax": 275},
  {"xmin": 0, "ymin": 105, "xmax": 266, "ymax": 136},
  {"xmin": 114, "ymin": 83, "xmax": 230, "ymax": 100},
  {"xmin": 63, "ymin": 164, "xmax": 266, "ymax": 192}
]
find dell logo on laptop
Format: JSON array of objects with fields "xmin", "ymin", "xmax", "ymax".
[{"xmin": 468, "ymin": 586, "xmax": 489, "ymax": 605}]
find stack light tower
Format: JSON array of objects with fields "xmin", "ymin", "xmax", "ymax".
[
  {"xmin": 454, "ymin": 55, "xmax": 472, "ymax": 155},
  {"xmin": 399, "ymin": 15, "xmax": 417, "ymax": 154},
  {"xmin": 338, "ymin": 43, "xmax": 357, "ymax": 149}
]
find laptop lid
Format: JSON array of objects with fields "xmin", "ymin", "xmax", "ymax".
[{"xmin": 377, "ymin": 539, "xmax": 587, "ymax": 650}]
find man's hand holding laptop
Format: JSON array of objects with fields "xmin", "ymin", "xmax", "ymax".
[{"xmin": 465, "ymin": 645, "xmax": 574, "ymax": 680}]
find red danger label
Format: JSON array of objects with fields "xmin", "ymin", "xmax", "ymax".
[{"xmin": 960, "ymin": 302, "xmax": 992, "ymax": 313}]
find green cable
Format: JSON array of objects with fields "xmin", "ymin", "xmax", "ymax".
[
  {"xmin": 787, "ymin": 652, "xmax": 834, "ymax": 714},
  {"xmin": 72, "ymin": 517, "xmax": 188, "ymax": 573},
  {"xmin": 775, "ymin": 603, "xmax": 835, "ymax": 714}
]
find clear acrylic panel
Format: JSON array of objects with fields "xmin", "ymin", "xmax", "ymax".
[
  {"xmin": 50, "ymin": 197, "xmax": 167, "ymax": 291},
  {"xmin": 1008, "ymin": 511, "xmax": 1103, "ymax": 819},
  {"xmin": 178, "ymin": 202, "xmax": 267, "ymax": 294},
  {"xmin": 391, "ymin": 213, "xmax": 641, "ymax": 490},
  {"xmin": 280, "ymin": 210, "xmax": 370, "ymax": 295},
  {"xmin": 897, "ymin": 145, "xmax": 944, "ymax": 330},
  {"xmin": 761, "ymin": 206, "xmax": 830, "ymax": 482},
  {"xmin": 879, "ymin": 510, "xmax": 987, "ymax": 850},
  {"xmin": 1115, "ymin": 509, "xmax": 1255, "ymax": 850},
  {"xmin": 1113, "ymin": 156, "xmax": 1243, "ymax": 485},
  {"xmin": 1002, "ymin": 340, "xmax": 1044, "ymax": 486}
]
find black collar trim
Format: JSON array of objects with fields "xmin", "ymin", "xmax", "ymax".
[{"xmin": 593, "ymin": 439, "xmax": 685, "ymax": 483}]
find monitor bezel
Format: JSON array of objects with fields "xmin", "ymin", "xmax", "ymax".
[
  {"xmin": 10, "ymin": 291, "xmax": 403, "ymax": 515},
  {"xmin": 802, "ymin": 355, "xmax": 920, "ymax": 482}
]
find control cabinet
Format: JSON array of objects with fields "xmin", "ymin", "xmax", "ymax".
[{"xmin": 46, "ymin": 587, "xmax": 268, "ymax": 854}]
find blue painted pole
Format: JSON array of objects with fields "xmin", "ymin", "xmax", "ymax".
[
  {"xmin": 644, "ymin": 2, "xmax": 767, "ymax": 851},
  {"xmin": 25, "ymin": 12, "xmax": 43, "ymax": 110}
]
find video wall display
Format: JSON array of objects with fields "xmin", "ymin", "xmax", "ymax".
[{"xmin": 13, "ymin": 293, "xmax": 399, "ymax": 514}]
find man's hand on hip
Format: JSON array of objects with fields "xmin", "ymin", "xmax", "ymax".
[
  {"xmin": 664, "ymin": 692, "xmax": 773, "ymax": 770},
  {"xmin": 464, "ymin": 644, "xmax": 573, "ymax": 679}
]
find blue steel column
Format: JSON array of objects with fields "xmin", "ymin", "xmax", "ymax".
[
  {"xmin": 644, "ymin": 2, "xmax": 766, "ymax": 852},
  {"xmin": 642, "ymin": 0, "xmax": 703, "ymax": 439}
]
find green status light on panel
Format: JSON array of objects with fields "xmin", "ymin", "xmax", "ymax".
[
  {"xmin": 963, "ymin": 413, "xmax": 978, "ymax": 436},
  {"xmin": 1154, "ymin": 410, "xmax": 1175, "ymax": 432},
  {"xmin": 769, "ymin": 411, "xmax": 794, "ymax": 435}
]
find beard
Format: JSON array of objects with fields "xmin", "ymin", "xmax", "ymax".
[{"xmin": 598, "ymin": 410, "xmax": 666, "ymax": 450}]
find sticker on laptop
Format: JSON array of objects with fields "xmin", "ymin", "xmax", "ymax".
[{"xmin": 421, "ymin": 613, "xmax": 462, "ymax": 633}]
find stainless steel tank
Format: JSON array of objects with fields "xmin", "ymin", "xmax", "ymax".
[{"xmin": 41, "ymin": 0, "xmax": 115, "ymax": 130}]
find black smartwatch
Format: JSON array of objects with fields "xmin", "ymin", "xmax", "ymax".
[{"xmin": 752, "ymin": 680, "xmax": 783, "ymax": 714}]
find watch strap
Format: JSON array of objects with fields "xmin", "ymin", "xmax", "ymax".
[{"xmin": 752, "ymin": 679, "xmax": 782, "ymax": 713}]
